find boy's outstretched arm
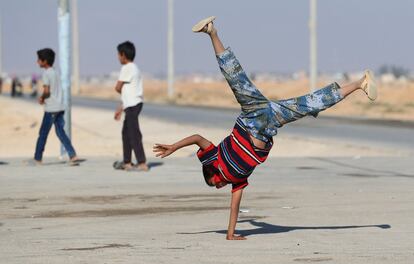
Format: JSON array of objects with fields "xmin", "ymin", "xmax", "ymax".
[
  {"xmin": 153, "ymin": 134, "xmax": 211, "ymax": 158},
  {"xmin": 227, "ymin": 189, "xmax": 246, "ymax": 240}
]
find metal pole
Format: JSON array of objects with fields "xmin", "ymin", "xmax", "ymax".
[
  {"xmin": 71, "ymin": 0, "xmax": 80, "ymax": 95},
  {"xmin": 167, "ymin": 0, "xmax": 174, "ymax": 99},
  {"xmin": 309, "ymin": 0, "xmax": 317, "ymax": 92},
  {"xmin": 58, "ymin": 0, "xmax": 72, "ymax": 157}
]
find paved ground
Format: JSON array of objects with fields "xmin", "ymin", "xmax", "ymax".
[{"xmin": 1, "ymin": 156, "xmax": 413, "ymax": 263}]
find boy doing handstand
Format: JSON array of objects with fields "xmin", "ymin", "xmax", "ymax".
[{"xmin": 153, "ymin": 17, "xmax": 377, "ymax": 240}]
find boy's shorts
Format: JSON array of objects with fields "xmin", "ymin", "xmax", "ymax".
[{"xmin": 216, "ymin": 48, "xmax": 343, "ymax": 142}]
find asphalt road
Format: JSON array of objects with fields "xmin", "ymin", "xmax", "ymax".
[{"xmin": 70, "ymin": 96, "xmax": 414, "ymax": 153}]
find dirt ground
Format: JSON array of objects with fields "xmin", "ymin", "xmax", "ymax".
[
  {"xmin": 1, "ymin": 155, "xmax": 414, "ymax": 264},
  {"xmin": 1, "ymin": 81, "xmax": 413, "ymax": 264}
]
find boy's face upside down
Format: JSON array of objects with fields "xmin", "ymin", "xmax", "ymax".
[
  {"xmin": 203, "ymin": 165, "xmax": 228, "ymax": 189},
  {"xmin": 210, "ymin": 175, "xmax": 228, "ymax": 189}
]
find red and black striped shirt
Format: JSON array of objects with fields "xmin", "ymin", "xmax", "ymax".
[{"xmin": 197, "ymin": 118, "xmax": 273, "ymax": 192}]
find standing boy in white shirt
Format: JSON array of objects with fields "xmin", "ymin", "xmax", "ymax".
[{"xmin": 113, "ymin": 41, "xmax": 148, "ymax": 171}]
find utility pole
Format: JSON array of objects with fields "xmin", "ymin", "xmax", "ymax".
[
  {"xmin": 309, "ymin": 0, "xmax": 318, "ymax": 92},
  {"xmin": 58, "ymin": 0, "xmax": 72, "ymax": 157},
  {"xmin": 167, "ymin": 0, "xmax": 174, "ymax": 99},
  {"xmin": 0, "ymin": 15, "xmax": 2, "ymax": 78},
  {"xmin": 71, "ymin": 0, "xmax": 80, "ymax": 95}
]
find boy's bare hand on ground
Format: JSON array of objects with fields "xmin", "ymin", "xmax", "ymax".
[
  {"xmin": 153, "ymin": 144, "xmax": 176, "ymax": 158},
  {"xmin": 226, "ymin": 234, "xmax": 246, "ymax": 240}
]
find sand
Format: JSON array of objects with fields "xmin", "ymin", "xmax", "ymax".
[{"xmin": 76, "ymin": 78, "xmax": 414, "ymax": 122}]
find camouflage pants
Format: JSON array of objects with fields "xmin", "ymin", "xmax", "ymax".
[{"xmin": 216, "ymin": 48, "xmax": 344, "ymax": 142}]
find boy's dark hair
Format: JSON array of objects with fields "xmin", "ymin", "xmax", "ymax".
[
  {"xmin": 117, "ymin": 41, "xmax": 135, "ymax": 61},
  {"xmin": 37, "ymin": 48, "xmax": 55, "ymax": 66},
  {"xmin": 202, "ymin": 165, "xmax": 216, "ymax": 187}
]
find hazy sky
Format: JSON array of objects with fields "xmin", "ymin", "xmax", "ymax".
[{"xmin": 0, "ymin": 0, "xmax": 413, "ymax": 76}]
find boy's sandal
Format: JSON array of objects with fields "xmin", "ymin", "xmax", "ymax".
[
  {"xmin": 113, "ymin": 161, "xmax": 125, "ymax": 170},
  {"xmin": 125, "ymin": 167, "xmax": 146, "ymax": 172},
  {"xmin": 192, "ymin": 16, "xmax": 216, "ymax": 33},
  {"xmin": 23, "ymin": 159, "xmax": 42, "ymax": 166},
  {"xmin": 137, "ymin": 164, "xmax": 150, "ymax": 172},
  {"xmin": 361, "ymin": 70, "xmax": 377, "ymax": 101},
  {"xmin": 125, "ymin": 164, "xmax": 150, "ymax": 172},
  {"xmin": 68, "ymin": 158, "xmax": 86, "ymax": 166},
  {"xmin": 113, "ymin": 161, "xmax": 149, "ymax": 172},
  {"xmin": 68, "ymin": 162, "xmax": 80, "ymax": 167}
]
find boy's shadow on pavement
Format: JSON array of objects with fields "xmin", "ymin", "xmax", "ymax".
[
  {"xmin": 42, "ymin": 158, "xmax": 87, "ymax": 166},
  {"xmin": 178, "ymin": 219, "xmax": 391, "ymax": 237},
  {"xmin": 147, "ymin": 161, "xmax": 164, "ymax": 169}
]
